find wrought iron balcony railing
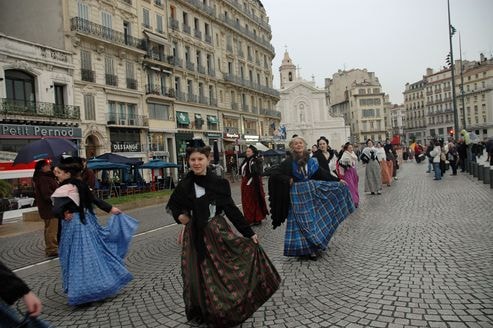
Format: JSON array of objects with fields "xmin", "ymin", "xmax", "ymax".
[
  {"xmin": 145, "ymin": 84, "xmax": 175, "ymax": 98},
  {"xmin": 81, "ymin": 69, "xmax": 95, "ymax": 82},
  {"xmin": 169, "ymin": 17, "xmax": 179, "ymax": 31},
  {"xmin": 182, "ymin": 24, "xmax": 191, "ymax": 34},
  {"xmin": 205, "ymin": 34, "xmax": 212, "ymax": 44},
  {"xmin": 71, "ymin": 17, "xmax": 145, "ymax": 50},
  {"xmin": 1, "ymin": 98, "xmax": 80, "ymax": 120},
  {"xmin": 105, "ymin": 74, "xmax": 118, "ymax": 86},
  {"xmin": 106, "ymin": 113, "xmax": 149, "ymax": 127},
  {"xmin": 194, "ymin": 30, "xmax": 202, "ymax": 40},
  {"xmin": 126, "ymin": 78, "xmax": 137, "ymax": 90}
]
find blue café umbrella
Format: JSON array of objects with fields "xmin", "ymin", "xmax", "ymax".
[
  {"xmin": 140, "ymin": 159, "xmax": 179, "ymax": 169},
  {"xmin": 86, "ymin": 158, "xmax": 129, "ymax": 170},
  {"xmin": 13, "ymin": 138, "xmax": 78, "ymax": 165}
]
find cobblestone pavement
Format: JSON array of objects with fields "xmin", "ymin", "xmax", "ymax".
[{"xmin": 4, "ymin": 161, "xmax": 493, "ymax": 328}]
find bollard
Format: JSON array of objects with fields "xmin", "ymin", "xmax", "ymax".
[
  {"xmin": 490, "ymin": 168, "xmax": 493, "ymax": 189},
  {"xmin": 483, "ymin": 166, "xmax": 490, "ymax": 184},
  {"xmin": 478, "ymin": 164, "xmax": 484, "ymax": 181},
  {"xmin": 472, "ymin": 162, "xmax": 478, "ymax": 177}
]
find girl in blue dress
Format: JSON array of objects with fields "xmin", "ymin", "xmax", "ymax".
[{"xmin": 51, "ymin": 156, "xmax": 138, "ymax": 306}]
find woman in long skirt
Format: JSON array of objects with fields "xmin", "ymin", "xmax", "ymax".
[
  {"xmin": 240, "ymin": 145, "xmax": 268, "ymax": 225},
  {"xmin": 361, "ymin": 139, "xmax": 382, "ymax": 194},
  {"xmin": 166, "ymin": 139, "xmax": 280, "ymax": 327},
  {"xmin": 52, "ymin": 157, "xmax": 138, "ymax": 306},
  {"xmin": 376, "ymin": 142, "xmax": 392, "ymax": 186},
  {"xmin": 268, "ymin": 136, "xmax": 354, "ymax": 260},
  {"xmin": 337, "ymin": 142, "xmax": 360, "ymax": 208}
]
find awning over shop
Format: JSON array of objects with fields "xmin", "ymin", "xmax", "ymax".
[
  {"xmin": 207, "ymin": 115, "xmax": 218, "ymax": 124},
  {"xmin": 176, "ymin": 112, "xmax": 190, "ymax": 125},
  {"xmin": 144, "ymin": 31, "xmax": 169, "ymax": 46}
]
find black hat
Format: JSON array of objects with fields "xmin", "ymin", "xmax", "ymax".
[{"xmin": 186, "ymin": 139, "xmax": 206, "ymax": 148}]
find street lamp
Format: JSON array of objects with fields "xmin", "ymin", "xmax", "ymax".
[{"xmin": 447, "ymin": 0, "xmax": 459, "ymax": 138}]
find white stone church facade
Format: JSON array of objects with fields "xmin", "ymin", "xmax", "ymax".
[{"xmin": 276, "ymin": 51, "xmax": 350, "ymax": 149}]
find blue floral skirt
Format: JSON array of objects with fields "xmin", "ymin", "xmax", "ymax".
[
  {"xmin": 284, "ymin": 180, "xmax": 354, "ymax": 256},
  {"xmin": 59, "ymin": 212, "xmax": 138, "ymax": 305}
]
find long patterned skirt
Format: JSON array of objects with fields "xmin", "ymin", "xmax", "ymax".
[
  {"xmin": 284, "ymin": 180, "xmax": 355, "ymax": 257},
  {"xmin": 381, "ymin": 160, "xmax": 393, "ymax": 185},
  {"xmin": 241, "ymin": 176, "xmax": 268, "ymax": 225},
  {"xmin": 181, "ymin": 215, "xmax": 281, "ymax": 327},
  {"xmin": 342, "ymin": 166, "xmax": 359, "ymax": 208},
  {"xmin": 364, "ymin": 160, "xmax": 382, "ymax": 193},
  {"xmin": 59, "ymin": 212, "xmax": 138, "ymax": 306}
]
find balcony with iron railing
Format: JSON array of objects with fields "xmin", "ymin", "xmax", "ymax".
[
  {"xmin": 223, "ymin": 73, "xmax": 280, "ymax": 98},
  {"xmin": 208, "ymin": 68, "xmax": 215, "ymax": 77},
  {"xmin": 145, "ymin": 84, "xmax": 175, "ymax": 98},
  {"xmin": 197, "ymin": 64, "xmax": 206, "ymax": 74},
  {"xmin": 231, "ymin": 102, "xmax": 239, "ymax": 110},
  {"xmin": 225, "ymin": 0, "xmax": 271, "ymax": 32},
  {"xmin": 105, "ymin": 74, "xmax": 118, "ymax": 86},
  {"xmin": 210, "ymin": 97, "xmax": 218, "ymax": 107},
  {"xmin": 186, "ymin": 61, "xmax": 195, "ymax": 71},
  {"xmin": 121, "ymin": 0, "xmax": 132, "ymax": 5},
  {"xmin": 1, "ymin": 98, "xmax": 80, "ymax": 120},
  {"xmin": 241, "ymin": 104, "xmax": 249, "ymax": 112},
  {"xmin": 106, "ymin": 113, "xmax": 149, "ymax": 127},
  {"xmin": 81, "ymin": 69, "xmax": 95, "ymax": 82},
  {"xmin": 71, "ymin": 17, "xmax": 145, "ymax": 50},
  {"xmin": 126, "ymin": 78, "xmax": 137, "ymax": 90},
  {"xmin": 184, "ymin": 0, "xmax": 216, "ymax": 17},
  {"xmin": 199, "ymin": 95, "xmax": 209, "ymax": 105},
  {"xmin": 187, "ymin": 93, "xmax": 197, "ymax": 103},
  {"xmin": 169, "ymin": 17, "xmax": 179, "ymax": 31},
  {"xmin": 194, "ymin": 29, "xmax": 202, "ymax": 40},
  {"xmin": 205, "ymin": 34, "xmax": 212, "ymax": 44},
  {"xmin": 259, "ymin": 108, "xmax": 281, "ymax": 118},
  {"xmin": 182, "ymin": 24, "xmax": 191, "ymax": 34},
  {"xmin": 145, "ymin": 49, "xmax": 175, "ymax": 67}
]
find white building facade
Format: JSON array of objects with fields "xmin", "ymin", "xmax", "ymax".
[{"xmin": 277, "ymin": 51, "xmax": 349, "ymax": 149}]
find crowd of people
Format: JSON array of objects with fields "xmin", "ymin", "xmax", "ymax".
[{"xmin": 5, "ymin": 130, "xmax": 491, "ymax": 327}]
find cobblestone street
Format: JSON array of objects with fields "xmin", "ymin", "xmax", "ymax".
[{"xmin": 2, "ymin": 160, "xmax": 492, "ymax": 328}]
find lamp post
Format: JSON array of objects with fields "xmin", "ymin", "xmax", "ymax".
[
  {"xmin": 447, "ymin": 0, "xmax": 459, "ymax": 138},
  {"xmin": 459, "ymin": 32, "xmax": 466, "ymax": 131}
]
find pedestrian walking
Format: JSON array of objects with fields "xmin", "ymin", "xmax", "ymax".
[
  {"xmin": 376, "ymin": 142, "xmax": 392, "ymax": 186},
  {"xmin": 81, "ymin": 158, "xmax": 96, "ymax": 191},
  {"xmin": 336, "ymin": 142, "xmax": 360, "ymax": 208},
  {"xmin": 239, "ymin": 145, "xmax": 269, "ymax": 226},
  {"xmin": 0, "ymin": 260, "xmax": 50, "ymax": 327},
  {"xmin": 267, "ymin": 136, "xmax": 354, "ymax": 260},
  {"xmin": 51, "ymin": 156, "xmax": 138, "ymax": 306},
  {"xmin": 32, "ymin": 160, "xmax": 59, "ymax": 258},
  {"xmin": 447, "ymin": 139, "xmax": 459, "ymax": 175},
  {"xmin": 430, "ymin": 140, "xmax": 442, "ymax": 180},
  {"xmin": 384, "ymin": 139, "xmax": 398, "ymax": 180},
  {"xmin": 361, "ymin": 139, "xmax": 382, "ymax": 194},
  {"xmin": 166, "ymin": 139, "xmax": 280, "ymax": 327}
]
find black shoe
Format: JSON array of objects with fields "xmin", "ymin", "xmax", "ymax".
[{"xmin": 371, "ymin": 192, "xmax": 375, "ymax": 195}]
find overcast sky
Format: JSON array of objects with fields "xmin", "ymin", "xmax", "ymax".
[{"xmin": 261, "ymin": 0, "xmax": 493, "ymax": 104}]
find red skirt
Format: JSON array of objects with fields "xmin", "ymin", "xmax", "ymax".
[{"xmin": 241, "ymin": 176, "xmax": 268, "ymax": 225}]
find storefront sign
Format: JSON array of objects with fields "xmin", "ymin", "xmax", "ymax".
[
  {"xmin": 206, "ymin": 132, "xmax": 222, "ymax": 138},
  {"xmin": 244, "ymin": 135, "xmax": 259, "ymax": 141},
  {"xmin": 0, "ymin": 123, "xmax": 82, "ymax": 138},
  {"xmin": 224, "ymin": 133, "xmax": 239, "ymax": 139},
  {"xmin": 111, "ymin": 142, "xmax": 141, "ymax": 152}
]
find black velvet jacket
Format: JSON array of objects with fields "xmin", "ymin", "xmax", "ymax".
[{"xmin": 166, "ymin": 171, "xmax": 254, "ymax": 260}]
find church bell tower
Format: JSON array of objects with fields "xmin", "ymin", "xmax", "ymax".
[{"xmin": 279, "ymin": 50, "xmax": 297, "ymax": 89}]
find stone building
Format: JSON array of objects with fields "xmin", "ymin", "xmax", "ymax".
[
  {"xmin": 403, "ymin": 79, "xmax": 427, "ymax": 144},
  {"xmin": 0, "ymin": 0, "xmax": 280, "ymax": 173},
  {"xmin": 277, "ymin": 51, "xmax": 349, "ymax": 149},
  {"xmin": 325, "ymin": 69, "xmax": 388, "ymax": 144},
  {"xmin": 0, "ymin": 33, "xmax": 81, "ymax": 163}
]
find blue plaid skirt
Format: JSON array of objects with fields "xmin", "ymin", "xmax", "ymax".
[
  {"xmin": 284, "ymin": 180, "xmax": 354, "ymax": 256},
  {"xmin": 59, "ymin": 212, "xmax": 138, "ymax": 305}
]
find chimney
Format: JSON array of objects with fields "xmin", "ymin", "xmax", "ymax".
[
  {"xmin": 480, "ymin": 53, "xmax": 485, "ymax": 62},
  {"xmin": 426, "ymin": 68, "xmax": 433, "ymax": 76}
]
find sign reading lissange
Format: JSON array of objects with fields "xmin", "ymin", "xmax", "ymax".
[{"xmin": 0, "ymin": 124, "xmax": 82, "ymax": 138}]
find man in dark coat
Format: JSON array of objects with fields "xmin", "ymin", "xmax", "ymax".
[{"xmin": 32, "ymin": 160, "xmax": 59, "ymax": 257}]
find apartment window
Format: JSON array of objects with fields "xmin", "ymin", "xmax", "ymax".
[
  {"xmin": 148, "ymin": 103, "xmax": 170, "ymax": 120},
  {"xmin": 204, "ymin": 23, "xmax": 210, "ymax": 36},
  {"xmin": 194, "ymin": 17, "xmax": 199, "ymax": 30},
  {"xmin": 101, "ymin": 11, "xmax": 112, "ymax": 38},
  {"xmin": 143, "ymin": 8, "xmax": 150, "ymax": 28},
  {"xmin": 170, "ymin": 6, "xmax": 176, "ymax": 19},
  {"xmin": 154, "ymin": 0, "xmax": 162, "ymax": 6},
  {"xmin": 175, "ymin": 77, "xmax": 181, "ymax": 94},
  {"xmin": 228, "ymin": 62, "xmax": 232, "ymax": 74},
  {"xmin": 187, "ymin": 79, "xmax": 193, "ymax": 95},
  {"xmin": 123, "ymin": 21, "xmax": 131, "ymax": 44},
  {"xmin": 105, "ymin": 57, "xmax": 117, "ymax": 86},
  {"xmin": 84, "ymin": 94, "xmax": 96, "ymax": 120},
  {"xmin": 209, "ymin": 85, "xmax": 214, "ymax": 101},
  {"xmin": 156, "ymin": 14, "xmax": 163, "ymax": 33},
  {"xmin": 185, "ymin": 46, "xmax": 190, "ymax": 63},
  {"xmin": 5, "ymin": 70, "xmax": 36, "ymax": 106},
  {"xmin": 196, "ymin": 50, "xmax": 201, "ymax": 66},
  {"xmin": 183, "ymin": 12, "xmax": 188, "ymax": 26},
  {"xmin": 77, "ymin": 2, "xmax": 89, "ymax": 20},
  {"xmin": 359, "ymin": 88, "xmax": 366, "ymax": 95}
]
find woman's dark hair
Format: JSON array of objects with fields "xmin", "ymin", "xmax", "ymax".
[
  {"xmin": 185, "ymin": 139, "xmax": 211, "ymax": 159},
  {"xmin": 247, "ymin": 145, "xmax": 258, "ymax": 157},
  {"xmin": 33, "ymin": 159, "xmax": 50, "ymax": 179},
  {"xmin": 317, "ymin": 136, "xmax": 329, "ymax": 147},
  {"xmin": 366, "ymin": 139, "xmax": 373, "ymax": 145},
  {"xmin": 57, "ymin": 156, "xmax": 83, "ymax": 178},
  {"xmin": 57, "ymin": 156, "xmax": 93, "ymax": 224},
  {"xmin": 343, "ymin": 142, "xmax": 351, "ymax": 151}
]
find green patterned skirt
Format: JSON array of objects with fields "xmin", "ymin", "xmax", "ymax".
[{"xmin": 181, "ymin": 215, "xmax": 281, "ymax": 327}]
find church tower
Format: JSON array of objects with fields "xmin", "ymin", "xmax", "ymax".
[{"xmin": 279, "ymin": 50, "xmax": 297, "ymax": 89}]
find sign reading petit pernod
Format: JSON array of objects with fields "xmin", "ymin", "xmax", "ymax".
[{"xmin": 0, "ymin": 124, "xmax": 82, "ymax": 138}]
